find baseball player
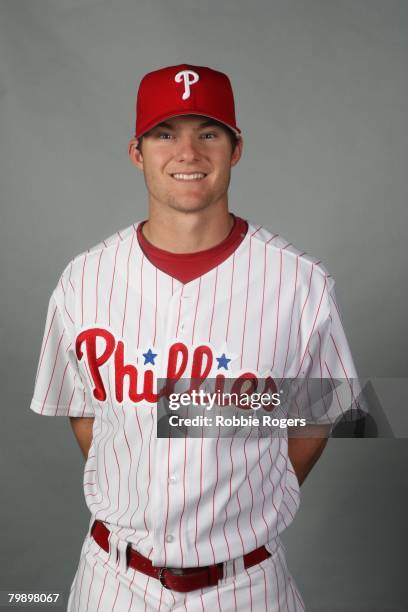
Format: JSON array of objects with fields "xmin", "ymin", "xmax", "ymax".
[{"xmin": 30, "ymin": 64, "xmax": 360, "ymax": 611}]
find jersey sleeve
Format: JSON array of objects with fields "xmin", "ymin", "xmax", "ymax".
[
  {"xmin": 30, "ymin": 263, "xmax": 95, "ymax": 418},
  {"xmin": 287, "ymin": 278, "xmax": 363, "ymax": 429}
]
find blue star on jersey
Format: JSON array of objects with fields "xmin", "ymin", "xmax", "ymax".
[
  {"xmin": 143, "ymin": 348, "xmax": 157, "ymax": 365},
  {"xmin": 216, "ymin": 353, "xmax": 231, "ymax": 370}
]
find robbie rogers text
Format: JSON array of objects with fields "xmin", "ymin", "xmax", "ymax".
[{"xmin": 168, "ymin": 415, "xmax": 306, "ymax": 428}]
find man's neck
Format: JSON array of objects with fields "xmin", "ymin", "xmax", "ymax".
[{"xmin": 141, "ymin": 204, "xmax": 234, "ymax": 254}]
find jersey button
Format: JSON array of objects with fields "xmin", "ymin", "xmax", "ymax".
[
  {"xmin": 168, "ymin": 474, "xmax": 178, "ymax": 484},
  {"xmin": 165, "ymin": 534, "xmax": 174, "ymax": 543}
]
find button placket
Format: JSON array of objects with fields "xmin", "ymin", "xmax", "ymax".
[
  {"xmin": 152, "ymin": 281, "xmax": 198, "ymax": 565},
  {"xmin": 151, "ymin": 287, "xmax": 185, "ymax": 562}
]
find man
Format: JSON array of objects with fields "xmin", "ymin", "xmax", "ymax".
[{"xmin": 30, "ymin": 64, "xmax": 359, "ymax": 611}]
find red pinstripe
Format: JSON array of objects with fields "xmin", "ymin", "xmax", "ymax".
[
  {"xmin": 59, "ymin": 276, "xmax": 66, "ymax": 296},
  {"xmin": 175, "ymin": 285, "xmax": 184, "ymax": 336},
  {"xmin": 257, "ymin": 438, "xmax": 271, "ymax": 542},
  {"xmin": 126, "ymin": 591, "xmax": 134, "ymax": 612},
  {"xmin": 95, "ymin": 568, "xmax": 108, "ymax": 611},
  {"xmin": 143, "ymin": 576, "xmax": 151, "ymax": 610},
  {"xmin": 66, "ymin": 378, "xmax": 76, "ymax": 417},
  {"xmin": 75, "ymin": 547, "xmax": 90, "ymax": 611},
  {"xmin": 231, "ymin": 566, "xmax": 238, "ymax": 610},
  {"xmin": 68, "ymin": 260, "xmax": 75, "ymax": 293},
  {"xmin": 136, "ymin": 255, "xmax": 145, "ymax": 356},
  {"xmin": 86, "ymin": 409, "xmax": 105, "ymax": 509},
  {"xmin": 267, "ymin": 443, "xmax": 288, "ymax": 533},
  {"xmin": 194, "ymin": 434, "xmax": 204, "ymax": 565},
  {"xmin": 40, "ymin": 330, "xmax": 64, "ymax": 414},
  {"xmin": 191, "ymin": 277, "xmax": 202, "ymax": 344},
  {"xmin": 121, "ymin": 231, "xmax": 136, "ymax": 337},
  {"xmin": 128, "ymin": 407, "xmax": 144, "ymax": 539},
  {"xmin": 260, "ymin": 563, "xmax": 269, "ymax": 611},
  {"xmin": 64, "ymin": 301, "xmax": 74, "ymax": 326},
  {"xmin": 295, "ymin": 265, "xmax": 315, "ymax": 350},
  {"xmin": 282, "ymin": 255, "xmax": 299, "ymax": 377},
  {"xmin": 104, "ymin": 376, "xmax": 122, "ymax": 523},
  {"xmin": 244, "ymin": 429, "xmax": 259, "ymax": 549},
  {"xmin": 251, "ymin": 225, "xmax": 262, "ymax": 237},
  {"xmin": 108, "ymin": 242, "xmax": 120, "ymax": 327},
  {"xmin": 35, "ymin": 303, "xmax": 57, "ymax": 384},
  {"xmin": 292, "ymin": 581, "xmax": 305, "ymax": 611},
  {"xmin": 178, "ymin": 434, "xmax": 188, "ymax": 566},
  {"xmin": 163, "ymin": 437, "xmax": 172, "ymax": 566},
  {"xmin": 231, "ymin": 438, "xmax": 246, "ymax": 555},
  {"xmin": 225, "ymin": 252, "xmax": 235, "ymax": 342},
  {"xmin": 240, "ymin": 237, "xmax": 252, "ymax": 368},
  {"xmin": 115, "ymin": 406, "xmax": 133, "ymax": 529},
  {"xmin": 81, "ymin": 252, "xmax": 88, "ymax": 327},
  {"xmin": 55, "ymin": 361, "xmax": 69, "ymax": 416},
  {"xmin": 329, "ymin": 332, "xmax": 354, "ymax": 381},
  {"xmin": 95, "ymin": 250, "xmax": 103, "ymax": 323},
  {"xmin": 295, "ymin": 277, "xmax": 327, "ymax": 376},
  {"xmin": 245, "ymin": 568, "xmax": 254, "ymax": 612},
  {"xmin": 157, "ymin": 584, "xmax": 163, "ymax": 612},
  {"xmin": 221, "ymin": 437, "xmax": 234, "ymax": 560},
  {"xmin": 208, "ymin": 266, "xmax": 219, "ymax": 343},
  {"xmin": 273, "ymin": 554, "xmax": 282, "ymax": 612},
  {"xmin": 272, "ymin": 250, "xmax": 283, "ymax": 371},
  {"xmin": 84, "ymin": 548, "xmax": 101, "ymax": 612},
  {"xmin": 324, "ymin": 361, "xmax": 346, "ymax": 419},
  {"xmin": 153, "ymin": 268, "xmax": 158, "ymax": 345},
  {"xmin": 208, "ymin": 435, "xmax": 221, "ymax": 564},
  {"xmin": 328, "ymin": 332, "xmax": 361, "ymax": 409},
  {"xmin": 127, "ymin": 409, "xmax": 154, "ymax": 546},
  {"xmin": 111, "ymin": 582, "xmax": 121, "ymax": 611},
  {"xmin": 88, "ymin": 398, "xmax": 114, "ymax": 514},
  {"xmin": 280, "ymin": 557, "xmax": 291, "ymax": 612},
  {"xmin": 256, "ymin": 242, "xmax": 268, "ymax": 371},
  {"xmin": 330, "ymin": 289, "xmax": 344, "ymax": 323}
]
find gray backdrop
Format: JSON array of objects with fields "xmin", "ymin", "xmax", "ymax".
[{"xmin": 1, "ymin": 0, "xmax": 407, "ymax": 610}]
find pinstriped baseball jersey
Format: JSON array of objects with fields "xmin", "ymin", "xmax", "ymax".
[{"xmin": 30, "ymin": 218, "xmax": 358, "ymax": 568}]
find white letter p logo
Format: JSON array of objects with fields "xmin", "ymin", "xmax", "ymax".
[{"xmin": 174, "ymin": 70, "xmax": 199, "ymax": 100}]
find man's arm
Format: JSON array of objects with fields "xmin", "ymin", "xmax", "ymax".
[
  {"xmin": 287, "ymin": 424, "xmax": 331, "ymax": 486},
  {"xmin": 69, "ymin": 417, "xmax": 94, "ymax": 459}
]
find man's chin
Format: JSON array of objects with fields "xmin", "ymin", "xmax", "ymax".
[{"xmin": 166, "ymin": 198, "xmax": 213, "ymax": 214}]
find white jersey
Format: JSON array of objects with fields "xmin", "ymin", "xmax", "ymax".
[{"xmin": 30, "ymin": 219, "xmax": 359, "ymax": 568}]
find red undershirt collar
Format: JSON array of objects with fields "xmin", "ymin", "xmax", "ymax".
[{"xmin": 136, "ymin": 214, "xmax": 248, "ymax": 284}]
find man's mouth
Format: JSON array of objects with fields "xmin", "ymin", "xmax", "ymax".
[{"xmin": 170, "ymin": 172, "xmax": 207, "ymax": 181}]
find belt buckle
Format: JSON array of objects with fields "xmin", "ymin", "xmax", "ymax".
[{"xmin": 158, "ymin": 567, "xmax": 171, "ymax": 589}]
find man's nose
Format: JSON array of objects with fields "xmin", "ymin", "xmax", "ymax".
[{"xmin": 175, "ymin": 135, "xmax": 201, "ymax": 161}]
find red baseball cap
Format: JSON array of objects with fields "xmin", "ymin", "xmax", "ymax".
[{"xmin": 134, "ymin": 64, "xmax": 241, "ymax": 139}]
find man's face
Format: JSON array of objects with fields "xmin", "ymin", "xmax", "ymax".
[{"xmin": 128, "ymin": 115, "xmax": 243, "ymax": 213}]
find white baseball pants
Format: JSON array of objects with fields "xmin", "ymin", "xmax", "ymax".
[{"xmin": 67, "ymin": 528, "xmax": 305, "ymax": 611}]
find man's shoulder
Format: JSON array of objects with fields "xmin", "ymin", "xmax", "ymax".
[
  {"xmin": 54, "ymin": 221, "xmax": 141, "ymax": 291},
  {"xmin": 246, "ymin": 219, "xmax": 333, "ymax": 285},
  {"xmin": 78, "ymin": 222, "xmax": 139, "ymax": 259}
]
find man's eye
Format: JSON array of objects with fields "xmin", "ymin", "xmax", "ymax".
[
  {"xmin": 201, "ymin": 132, "xmax": 217, "ymax": 139},
  {"xmin": 157, "ymin": 132, "xmax": 173, "ymax": 139}
]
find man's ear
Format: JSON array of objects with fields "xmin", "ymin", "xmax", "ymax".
[
  {"xmin": 230, "ymin": 135, "xmax": 243, "ymax": 168},
  {"xmin": 128, "ymin": 138, "xmax": 144, "ymax": 170}
]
